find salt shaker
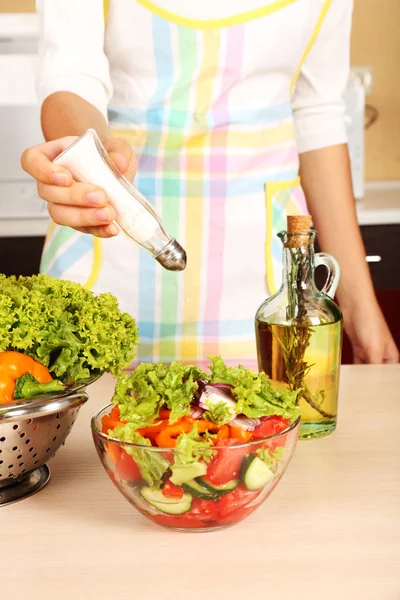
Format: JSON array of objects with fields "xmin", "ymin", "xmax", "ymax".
[{"xmin": 53, "ymin": 129, "xmax": 187, "ymax": 271}]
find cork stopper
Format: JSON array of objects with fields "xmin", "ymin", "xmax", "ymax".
[
  {"xmin": 287, "ymin": 215, "xmax": 312, "ymax": 232},
  {"xmin": 285, "ymin": 214, "xmax": 312, "ymax": 247}
]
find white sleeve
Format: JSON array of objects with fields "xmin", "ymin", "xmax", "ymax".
[
  {"xmin": 36, "ymin": 0, "xmax": 112, "ymax": 120},
  {"xmin": 292, "ymin": 0, "xmax": 353, "ymax": 154}
]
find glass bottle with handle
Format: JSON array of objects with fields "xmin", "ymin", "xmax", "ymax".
[
  {"xmin": 53, "ymin": 129, "xmax": 187, "ymax": 272},
  {"xmin": 255, "ymin": 215, "xmax": 343, "ymax": 439}
]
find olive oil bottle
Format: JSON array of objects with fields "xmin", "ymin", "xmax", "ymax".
[{"xmin": 255, "ymin": 216, "xmax": 343, "ymax": 439}]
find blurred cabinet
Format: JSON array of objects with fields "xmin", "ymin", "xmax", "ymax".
[
  {"xmin": 316, "ymin": 224, "xmax": 400, "ymax": 364},
  {"xmin": 0, "ymin": 235, "xmax": 44, "ymax": 276}
]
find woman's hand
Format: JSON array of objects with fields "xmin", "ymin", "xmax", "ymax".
[
  {"xmin": 342, "ymin": 300, "xmax": 399, "ymax": 364},
  {"xmin": 21, "ymin": 136, "xmax": 137, "ymax": 238}
]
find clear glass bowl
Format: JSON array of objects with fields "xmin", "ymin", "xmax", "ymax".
[{"xmin": 91, "ymin": 405, "xmax": 300, "ymax": 532}]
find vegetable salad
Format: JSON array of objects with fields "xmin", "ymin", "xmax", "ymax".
[{"xmin": 100, "ymin": 357, "xmax": 300, "ymax": 529}]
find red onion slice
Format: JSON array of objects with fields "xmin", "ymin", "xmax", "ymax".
[
  {"xmin": 229, "ymin": 416, "xmax": 261, "ymax": 431},
  {"xmin": 193, "ymin": 381, "xmax": 234, "ymax": 404},
  {"xmin": 198, "ymin": 385, "xmax": 236, "ymax": 411},
  {"xmin": 190, "ymin": 406, "xmax": 204, "ymax": 419}
]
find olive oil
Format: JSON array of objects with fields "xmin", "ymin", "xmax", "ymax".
[{"xmin": 255, "ymin": 319, "xmax": 342, "ymax": 439}]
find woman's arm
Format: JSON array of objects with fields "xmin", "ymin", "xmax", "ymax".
[
  {"xmin": 41, "ymin": 91, "xmax": 109, "ymax": 141},
  {"xmin": 292, "ymin": 0, "xmax": 398, "ymax": 363},
  {"xmin": 300, "ymin": 144, "xmax": 398, "ymax": 363},
  {"xmin": 21, "ymin": 1, "xmax": 136, "ymax": 237}
]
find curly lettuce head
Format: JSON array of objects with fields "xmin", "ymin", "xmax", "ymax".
[{"xmin": 0, "ymin": 274, "xmax": 138, "ymax": 382}]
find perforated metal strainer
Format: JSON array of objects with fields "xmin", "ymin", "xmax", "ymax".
[{"xmin": 0, "ymin": 389, "xmax": 89, "ymax": 506}]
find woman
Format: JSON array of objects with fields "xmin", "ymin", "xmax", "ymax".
[{"xmin": 22, "ymin": 0, "xmax": 398, "ymax": 367}]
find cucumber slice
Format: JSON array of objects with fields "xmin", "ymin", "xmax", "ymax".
[
  {"xmin": 182, "ymin": 479, "xmax": 219, "ymax": 500},
  {"xmin": 240, "ymin": 454, "xmax": 275, "ymax": 491},
  {"xmin": 170, "ymin": 462, "xmax": 207, "ymax": 485},
  {"xmin": 140, "ymin": 487, "xmax": 192, "ymax": 515},
  {"xmin": 198, "ymin": 477, "xmax": 239, "ymax": 495}
]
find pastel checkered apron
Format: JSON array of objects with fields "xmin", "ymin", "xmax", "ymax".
[{"xmin": 40, "ymin": 0, "xmax": 332, "ymax": 368}]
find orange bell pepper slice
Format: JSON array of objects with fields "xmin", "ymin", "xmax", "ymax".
[
  {"xmin": 216, "ymin": 425, "xmax": 230, "ymax": 442},
  {"xmin": 101, "ymin": 414, "xmax": 126, "ymax": 434},
  {"xmin": 155, "ymin": 419, "xmax": 218, "ymax": 448},
  {"xmin": 229, "ymin": 425, "xmax": 253, "ymax": 443},
  {"xmin": 109, "ymin": 405, "xmax": 121, "ymax": 420},
  {"xmin": 155, "ymin": 421, "xmax": 194, "ymax": 448},
  {"xmin": 137, "ymin": 420, "xmax": 169, "ymax": 438},
  {"xmin": 106, "ymin": 442, "xmax": 122, "ymax": 464}
]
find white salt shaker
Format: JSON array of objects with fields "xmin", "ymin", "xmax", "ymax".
[{"xmin": 53, "ymin": 129, "xmax": 187, "ymax": 271}]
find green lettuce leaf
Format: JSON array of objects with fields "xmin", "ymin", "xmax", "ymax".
[
  {"xmin": 0, "ymin": 274, "xmax": 138, "ymax": 383},
  {"xmin": 113, "ymin": 367, "xmax": 164, "ymax": 429},
  {"xmin": 208, "ymin": 355, "xmax": 299, "ymax": 420},
  {"xmin": 202, "ymin": 400, "xmax": 233, "ymax": 426},
  {"xmin": 174, "ymin": 423, "xmax": 215, "ymax": 467},
  {"xmin": 111, "ymin": 424, "xmax": 170, "ymax": 489},
  {"xmin": 113, "ymin": 361, "xmax": 207, "ymax": 427},
  {"xmin": 208, "ymin": 355, "xmax": 244, "ymax": 386},
  {"xmin": 256, "ymin": 446, "xmax": 286, "ymax": 470}
]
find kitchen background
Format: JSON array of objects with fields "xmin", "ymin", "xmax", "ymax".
[{"xmin": 0, "ymin": 0, "xmax": 399, "ymax": 363}]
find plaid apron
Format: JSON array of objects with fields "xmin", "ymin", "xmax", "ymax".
[{"xmin": 41, "ymin": 0, "xmax": 331, "ymax": 368}]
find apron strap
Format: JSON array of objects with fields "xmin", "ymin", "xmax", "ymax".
[{"xmin": 290, "ymin": 0, "xmax": 332, "ymax": 96}]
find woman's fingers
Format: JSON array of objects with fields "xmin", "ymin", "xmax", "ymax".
[
  {"xmin": 21, "ymin": 137, "xmax": 77, "ymax": 185},
  {"xmin": 22, "ymin": 134, "xmax": 136, "ymax": 238},
  {"xmin": 75, "ymin": 224, "xmax": 120, "ymax": 238},
  {"xmin": 38, "ymin": 181, "xmax": 107, "ymax": 207},
  {"xmin": 47, "ymin": 202, "xmax": 117, "ymax": 230}
]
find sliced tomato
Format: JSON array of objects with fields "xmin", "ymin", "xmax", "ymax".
[
  {"xmin": 115, "ymin": 450, "xmax": 141, "ymax": 482},
  {"xmin": 217, "ymin": 506, "xmax": 256, "ymax": 525},
  {"xmin": 189, "ymin": 497, "xmax": 220, "ymax": 522},
  {"xmin": 252, "ymin": 416, "xmax": 290, "ymax": 440},
  {"xmin": 216, "ymin": 484, "xmax": 261, "ymax": 517},
  {"xmin": 148, "ymin": 513, "xmax": 206, "ymax": 529},
  {"xmin": 162, "ymin": 480, "xmax": 184, "ymax": 500},
  {"xmin": 204, "ymin": 439, "xmax": 250, "ymax": 485}
]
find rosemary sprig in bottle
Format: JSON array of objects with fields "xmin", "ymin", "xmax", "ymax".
[{"xmin": 280, "ymin": 245, "xmax": 334, "ymax": 419}]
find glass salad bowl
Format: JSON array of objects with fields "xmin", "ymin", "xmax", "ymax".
[{"xmin": 91, "ymin": 405, "xmax": 300, "ymax": 532}]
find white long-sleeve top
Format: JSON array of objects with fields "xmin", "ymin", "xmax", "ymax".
[
  {"xmin": 36, "ymin": 0, "xmax": 352, "ymax": 153},
  {"xmin": 36, "ymin": 0, "xmax": 354, "ymax": 366}
]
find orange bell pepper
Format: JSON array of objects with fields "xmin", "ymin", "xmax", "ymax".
[
  {"xmin": 109, "ymin": 405, "xmax": 121, "ymax": 420},
  {"xmin": 101, "ymin": 414, "xmax": 126, "ymax": 434},
  {"xmin": 216, "ymin": 425, "xmax": 230, "ymax": 442},
  {"xmin": 106, "ymin": 442, "xmax": 122, "ymax": 464},
  {"xmin": 155, "ymin": 419, "xmax": 218, "ymax": 448},
  {"xmin": 0, "ymin": 351, "xmax": 54, "ymax": 405},
  {"xmin": 229, "ymin": 425, "xmax": 253, "ymax": 443}
]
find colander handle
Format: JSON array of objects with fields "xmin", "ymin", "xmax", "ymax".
[{"xmin": 0, "ymin": 391, "xmax": 89, "ymax": 422}]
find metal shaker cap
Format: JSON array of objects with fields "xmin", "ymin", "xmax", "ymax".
[{"xmin": 155, "ymin": 239, "xmax": 187, "ymax": 271}]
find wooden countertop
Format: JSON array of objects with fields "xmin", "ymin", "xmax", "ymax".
[{"xmin": 2, "ymin": 366, "xmax": 400, "ymax": 600}]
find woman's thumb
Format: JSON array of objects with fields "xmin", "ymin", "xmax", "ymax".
[{"xmin": 104, "ymin": 138, "xmax": 137, "ymax": 181}]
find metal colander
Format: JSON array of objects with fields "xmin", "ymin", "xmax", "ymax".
[{"xmin": 0, "ymin": 389, "xmax": 89, "ymax": 506}]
